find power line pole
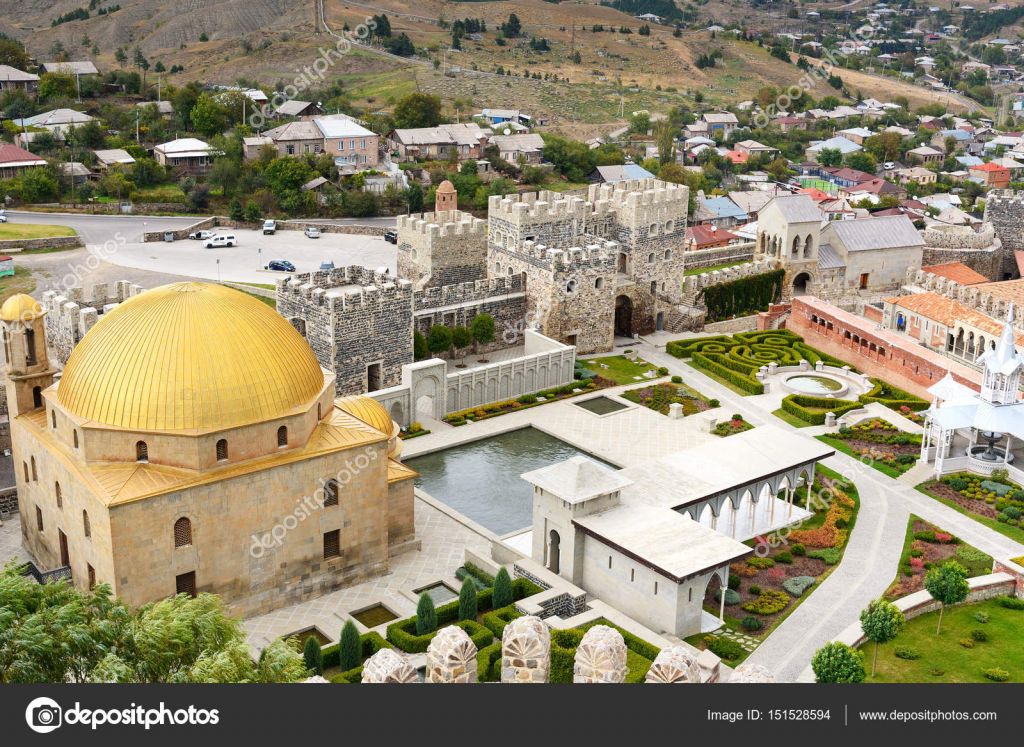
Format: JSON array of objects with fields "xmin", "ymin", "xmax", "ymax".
[{"xmin": 571, "ymin": 23, "xmax": 575, "ymax": 57}]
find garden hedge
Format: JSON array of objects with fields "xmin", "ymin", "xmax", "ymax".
[
  {"xmin": 386, "ymin": 577, "xmax": 541, "ymax": 653},
  {"xmin": 781, "ymin": 394, "xmax": 862, "ymax": 425},
  {"xmin": 697, "ymin": 268, "xmax": 786, "ymax": 322},
  {"xmin": 322, "ymin": 631, "xmax": 392, "ymax": 683},
  {"xmin": 477, "ymin": 640, "xmax": 503, "ymax": 682},
  {"xmin": 858, "ymin": 378, "xmax": 929, "ymax": 412},
  {"xmin": 481, "ymin": 605, "xmax": 522, "ymax": 638}
]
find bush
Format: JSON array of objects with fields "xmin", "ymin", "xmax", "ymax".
[
  {"xmin": 742, "ymin": 589, "xmax": 789, "ymax": 615},
  {"xmin": 416, "ymin": 593, "xmax": 437, "ymax": 635},
  {"xmin": 728, "ymin": 573, "xmax": 741, "ymax": 590},
  {"xmin": 974, "ymin": 611, "xmax": 990, "ymax": 623},
  {"xmin": 748, "ymin": 585, "xmax": 762, "ymax": 596},
  {"xmin": 811, "ymin": 642, "xmax": 865, "ymax": 683},
  {"xmin": 705, "ymin": 635, "xmax": 745, "ymax": 661},
  {"xmin": 709, "ymin": 398, "xmax": 720, "ymax": 407},
  {"xmin": 321, "ymin": 631, "xmax": 391, "ymax": 671},
  {"xmin": 808, "ymin": 548, "xmax": 842, "ymax": 565},
  {"xmin": 339, "ymin": 620, "xmax": 361, "ymax": 671},
  {"xmin": 741, "ymin": 616, "xmax": 763, "ymax": 631},
  {"xmin": 984, "ymin": 668, "xmax": 1010, "ymax": 682},
  {"xmin": 782, "ymin": 576, "xmax": 816, "ymax": 597},
  {"xmin": 493, "ymin": 567, "xmax": 513, "ymax": 608},
  {"xmin": 970, "ymin": 628, "xmax": 988, "ymax": 642},
  {"xmin": 715, "ymin": 588, "xmax": 741, "ymax": 605},
  {"xmin": 946, "ymin": 477, "xmax": 969, "ymax": 492},
  {"xmin": 959, "ymin": 638, "xmax": 975, "ymax": 648},
  {"xmin": 303, "ymin": 636, "xmax": 323, "ymax": 675},
  {"xmin": 792, "ymin": 543, "xmax": 806, "ymax": 556},
  {"xmin": 481, "ymin": 605, "xmax": 521, "ymax": 637},
  {"xmin": 894, "ymin": 646, "xmax": 920, "ymax": 660},
  {"xmin": 782, "ymin": 393, "xmax": 861, "ymax": 425},
  {"xmin": 671, "ymin": 375, "xmax": 683, "ymax": 384},
  {"xmin": 747, "ymin": 556, "xmax": 775, "ymax": 569},
  {"xmin": 458, "ymin": 578, "xmax": 478, "ymax": 621},
  {"xmin": 476, "ymin": 640, "xmax": 502, "ymax": 682},
  {"xmin": 775, "ymin": 550, "xmax": 793, "ymax": 564},
  {"xmin": 996, "ymin": 595, "xmax": 1024, "ymax": 610},
  {"xmin": 657, "ymin": 367, "xmax": 669, "ymax": 376}
]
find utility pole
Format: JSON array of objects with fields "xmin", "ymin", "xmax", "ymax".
[
  {"xmin": 136, "ymin": 109, "xmax": 140, "ymax": 142},
  {"xmin": 571, "ymin": 23, "xmax": 575, "ymax": 57}
]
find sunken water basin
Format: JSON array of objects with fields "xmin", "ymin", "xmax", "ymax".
[
  {"xmin": 784, "ymin": 374, "xmax": 848, "ymax": 396},
  {"xmin": 574, "ymin": 396, "xmax": 630, "ymax": 415},
  {"xmin": 407, "ymin": 427, "xmax": 617, "ymax": 535}
]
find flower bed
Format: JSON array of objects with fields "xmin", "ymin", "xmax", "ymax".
[
  {"xmin": 443, "ymin": 380, "xmax": 598, "ymax": 425},
  {"xmin": 886, "ymin": 515, "xmax": 993, "ymax": 600},
  {"xmin": 918, "ymin": 471, "xmax": 1024, "ymax": 543},
  {"xmin": 713, "ymin": 413, "xmax": 754, "ymax": 437},
  {"xmin": 621, "ymin": 381, "xmax": 712, "ymax": 416},
  {"xmin": 818, "ymin": 419, "xmax": 922, "ymax": 476}
]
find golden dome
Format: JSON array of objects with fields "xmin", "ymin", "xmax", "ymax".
[
  {"xmin": 0, "ymin": 294, "xmax": 43, "ymax": 323},
  {"xmin": 336, "ymin": 396, "xmax": 398, "ymax": 439},
  {"xmin": 57, "ymin": 282, "xmax": 326, "ymax": 432}
]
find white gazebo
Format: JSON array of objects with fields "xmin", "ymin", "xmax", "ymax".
[{"xmin": 922, "ymin": 304, "xmax": 1024, "ymax": 480}]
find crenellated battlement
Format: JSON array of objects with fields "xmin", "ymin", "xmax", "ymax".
[
  {"xmin": 513, "ymin": 239, "xmax": 619, "ymax": 271},
  {"xmin": 396, "ymin": 210, "xmax": 488, "ymax": 243},
  {"xmin": 277, "ymin": 266, "xmax": 411, "ymax": 307},
  {"xmin": 904, "ymin": 266, "xmax": 1022, "ymax": 330},
  {"xmin": 42, "ymin": 281, "xmax": 146, "ymax": 364},
  {"xmin": 487, "ymin": 191, "xmax": 612, "ymax": 224},
  {"xmin": 681, "ymin": 259, "xmax": 778, "ymax": 306},
  {"xmin": 414, "ymin": 274, "xmax": 525, "ymax": 310}
]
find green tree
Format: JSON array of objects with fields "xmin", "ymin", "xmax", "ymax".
[
  {"xmin": 811, "ymin": 642, "xmax": 865, "ymax": 683},
  {"xmin": 339, "ymin": 620, "xmax": 361, "ymax": 671},
  {"xmin": 502, "ymin": 13, "xmax": 522, "ymax": 38},
  {"xmin": 630, "ymin": 111, "xmax": 651, "ymax": 135},
  {"xmin": 115, "ymin": 47, "xmax": 128, "ymax": 67},
  {"xmin": 405, "ymin": 182, "xmax": 424, "ymax": 212},
  {"xmin": 0, "ymin": 38, "xmax": 30, "ymax": 69},
  {"xmin": 655, "ymin": 122, "xmax": 676, "ymax": 165},
  {"xmin": 38, "ymin": 72, "xmax": 77, "ymax": 101},
  {"xmin": 229, "ymin": 198, "xmax": 244, "ymax": 221},
  {"xmin": 18, "ymin": 168, "xmax": 59, "ymax": 203},
  {"xmin": 458, "ymin": 578, "xmax": 478, "ymax": 621},
  {"xmin": 263, "ymin": 158, "xmax": 315, "ymax": 201},
  {"xmin": 243, "ymin": 200, "xmax": 262, "ymax": 223},
  {"xmin": 816, "ymin": 148, "xmax": 842, "ymax": 167},
  {"xmin": 452, "ymin": 325, "xmax": 472, "ymax": 351},
  {"xmin": 392, "ymin": 92, "xmax": 442, "ymax": 129},
  {"xmin": 845, "ymin": 151, "xmax": 877, "ymax": 173},
  {"xmin": 541, "ymin": 134, "xmax": 595, "ymax": 182},
  {"xmin": 302, "ymin": 636, "xmax": 323, "ymax": 675},
  {"xmin": 924, "ymin": 561, "xmax": 969, "ymax": 634},
  {"xmin": 415, "ymin": 593, "xmax": 437, "ymax": 635},
  {"xmin": 859, "ymin": 598, "xmax": 904, "ymax": 676},
  {"xmin": 427, "ymin": 325, "xmax": 453, "ymax": 355},
  {"xmin": 470, "ymin": 313, "xmax": 495, "ymax": 353},
  {"xmin": 492, "ymin": 567, "xmax": 513, "ymax": 608},
  {"xmin": 189, "ymin": 92, "xmax": 229, "ymax": 137},
  {"xmin": 413, "ymin": 330, "xmax": 429, "ymax": 360}
]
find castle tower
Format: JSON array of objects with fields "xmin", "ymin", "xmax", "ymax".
[
  {"xmin": 1, "ymin": 294, "xmax": 56, "ymax": 417},
  {"xmin": 977, "ymin": 303, "xmax": 1024, "ymax": 406},
  {"xmin": 435, "ymin": 180, "xmax": 457, "ymax": 214}
]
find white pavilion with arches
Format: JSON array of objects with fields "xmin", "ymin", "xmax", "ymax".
[
  {"xmin": 520, "ymin": 425, "xmax": 833, "ymax": 638},
  {"xmin": 922, "ymin": 304, "xmax": 1024, "ymax": 481}
]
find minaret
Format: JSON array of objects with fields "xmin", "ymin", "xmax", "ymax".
[
  {"xmin": 976, "ymin": 303, "xmax": 1023, "ymax": 406},
  {"xmin": 435, "ymin": 179, "xmax": 457, "ymax": 214},
  {"xmin": 1, "ymin": 294, "xmax": 55, "ymax": 417}
]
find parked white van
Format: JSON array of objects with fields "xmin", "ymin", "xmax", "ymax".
[{"xmin": 203, "ymin": 234, "xmax": 237, "ymax": 248}]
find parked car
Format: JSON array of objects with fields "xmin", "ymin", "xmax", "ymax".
[
  {"xmin": 883, "ymin": 162, "xmax": 895, "ymax": 170},
  {"xmin": 266, "ymin": 259, "xmax": 295, "ymax": 272},
  {"xmin": 189, "ymin": 229, "xmax": 215, "ymax": 240},
  {"xmin": 263, "ymin": 219, "xmax": 277, "ymax": 235},
  {"xmin": 203, "ymin": 234, "xmax": 236, "ymax": 248},
  {"xmin": 383, "ymin": 229, "xmax": 398, "ymax": 244},
  {"xmin": 0, "ymin": 212, "xmax": 7, "ymax": 223},
  {"xmin": 304, "ymin": 226, "xmax": 321, "ymax": 239}
]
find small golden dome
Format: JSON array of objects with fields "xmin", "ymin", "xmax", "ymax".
[
  {"xmin": 0, "ymin": 294, "xmax": 43, "ymax": 323},
  {"xmin": 58, "ymin": 282, "xmax": 325, "ymax": 432},
  {"xmin": 436, "ymin": 179, "xmax": 456, "ymax": 194},
  {"xmin": 336, "ymin": 396, "xmax": 398, "ymax": 440}
]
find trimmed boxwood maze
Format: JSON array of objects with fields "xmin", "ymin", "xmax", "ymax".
[{"xmin": 666, "ymin": 330, "xmax": 853, "ymax": 395}]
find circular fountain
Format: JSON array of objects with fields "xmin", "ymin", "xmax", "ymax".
[{"xmin": 967, "ymin": 430, "xmax": 1014, "ymax": 464}]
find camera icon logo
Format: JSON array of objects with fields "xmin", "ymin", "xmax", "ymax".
[{"xmin": 25, "ymin": 697, "xmax": 62, "ymax": 734}]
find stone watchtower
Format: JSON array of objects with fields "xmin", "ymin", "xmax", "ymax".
[
  {"xmin": 435, "ymin": 179, "xmax": 457, "ymax": 213},
  {"xmin": 1, "ymin": 294, "xmax": 56, "ymax": 418}
]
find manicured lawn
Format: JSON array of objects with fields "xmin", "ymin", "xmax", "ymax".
[
  {"xmin": 684, "ymin": 260, "xmax": 748, "ymax": 276},
  {"xmin": 816, "ymin": 435, "xmax": 904, "ymax": 478},
  {"xmin": 579, "ymin": 354, "xmax": 661, "ymax": 386},
  {"xmin": 862, "ymin": 598, "xmax": 1024, "ymax": 682},
  {"xmin": 0, "ymin": 223, "xmax": 77, "ymax": 240},
  {"xmin": 0, "ymin": 266, "xmax": 35, "ymax": 304},
  {"xmin": 771, "ymin": 407, "xmax": 814, "ymax": 428}
]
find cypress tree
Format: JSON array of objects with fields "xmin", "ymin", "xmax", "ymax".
[
  {"xmin": 416, "ymin": 593, "xmax": 437, "ymax": 635},
  {"xmin": 302, "ymin": 636, "xmax": 323, "ymax": 675},
  {"xmin": 493, "ymin": 567, "xmax": 513, "ymax": 608},
  {"xmin": 458, "ymin": 578, "xmax": 478, "ymax": 621},
  {"xmin": 339, "ymin": 620, "xmax": 361, "ymax": 671}
]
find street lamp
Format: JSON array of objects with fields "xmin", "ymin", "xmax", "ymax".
[{"xmin": 216, "ymin": 258, "xmax": 221, "ymax": 283}]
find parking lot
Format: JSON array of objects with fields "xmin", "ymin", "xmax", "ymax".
[{"xmin": 105, "ymin": 228, "xmax": 397, "ymax": 283}]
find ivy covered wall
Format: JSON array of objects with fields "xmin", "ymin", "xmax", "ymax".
[{"xmin": 698, "ymin": 269, "xmax": 786, "ymax": 322}]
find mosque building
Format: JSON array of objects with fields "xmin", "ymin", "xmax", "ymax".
[{"xmin": 2, "ymin": 282, "xmax": 416, "ymax": 617}]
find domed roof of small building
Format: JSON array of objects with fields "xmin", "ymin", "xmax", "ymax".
[
  {"xmin": 336, "ymin": 395, "xmax": 398, "ymax": 439},
  {"xmin": 57, "ymin": 282, "xmax": 326, "ymax": 432},
  {"xmin": 436, "ymin": 179, "xmax": 456, "ymax": 194},
  {"xmin": 0, "ymin": 294, "xmax": 43, "ymax": 323}
]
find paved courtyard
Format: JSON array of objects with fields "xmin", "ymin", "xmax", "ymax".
[{"xmin": 0, "ymin": 514, "xmax": 30, "ymax": 568}]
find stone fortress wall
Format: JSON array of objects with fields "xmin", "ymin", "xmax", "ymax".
[
  {"xmin": 905, "ymin": 266, "xmax": 1024, "ymax": 333},
  {"xmin": 920, "ymin": 222, "xmax": 1004, "ymax": 280},
  {"xmin": 982, "ymin": 189, "xmax": 1024, "ymax": 278},
  {"xmin": 43, "ymin": 281, "xmax": 147, "ymax": 365},
  {"xmin": 396, "ymin": 209, "xmax": 488, "ymax": 289}
]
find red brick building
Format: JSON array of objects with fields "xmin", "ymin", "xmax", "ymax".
[{"xmin": 787, "ymin": 296, "xmax": 980, "ymax": 399}]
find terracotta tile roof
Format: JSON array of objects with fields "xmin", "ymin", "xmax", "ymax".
[
  {"xmin": 921, "ymin": 261, "xmax": 989, "ymax": 285},
  {"xmin": 888, "ymin": 292, "xmax": 1024, "ymax": 346},
  {"xmin": 973, "ymin": 278, "xmax": 1024, "ymax": 307},
  {"xmin": 686, "ymin": 224, "xmax": 740, "ymax": 248},
  {"xmin": 0, "ymin": 143, "xmax": 46, "ymax": 166}
]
